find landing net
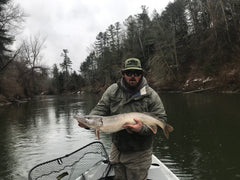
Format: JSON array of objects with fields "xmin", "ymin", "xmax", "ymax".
[{"xmin": 28, "ymin": 141, "xmax": 111, "ymax": 180}]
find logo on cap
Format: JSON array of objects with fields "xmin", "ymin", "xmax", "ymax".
[{"xmin": 123, "ymin": 58, "xmax": 142, "ymax": 71}]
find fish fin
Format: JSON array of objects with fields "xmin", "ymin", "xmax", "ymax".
[
  {"xmin": 163, "ymin": 124, "xmax": 174, "ymax": 139},
  {"xmin": 145, "ymin": 124, "xmax": 158, "ymax": 134},
  {"xmin": 95, "ymin": 129, "xmax": 100, "ymax": 140}
]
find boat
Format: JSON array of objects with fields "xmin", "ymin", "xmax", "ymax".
[{"xmin": 28, "ymin": 141, "xmax": 179, "ymax": 180}]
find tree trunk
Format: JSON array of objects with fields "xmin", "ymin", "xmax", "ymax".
[{"xmin": 219, "ymin": 0, "xmax": 231, "ymax": 42}]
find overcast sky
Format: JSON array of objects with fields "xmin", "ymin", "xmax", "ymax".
[{"xmin": 14, "ymin": 0, "xmax": 172, "ymax": 71}]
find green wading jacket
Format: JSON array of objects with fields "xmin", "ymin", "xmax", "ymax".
[{"xmin": 90, "ymin": 77, "xmax": 167, "ymax": 152}]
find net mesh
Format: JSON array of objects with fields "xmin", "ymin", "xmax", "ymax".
[{"xmin": 28, "ymin": 141, "xmax": 109, "ymax": 180}]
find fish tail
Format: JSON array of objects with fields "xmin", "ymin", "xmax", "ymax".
[{"xmin": 163, "ymin": 124, "xmax": 174, "ymax": 139}]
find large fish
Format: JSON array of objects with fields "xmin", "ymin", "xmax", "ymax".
[{"xmin": 74, "ymin": 112, "xmax": 174, "ymax": 140}]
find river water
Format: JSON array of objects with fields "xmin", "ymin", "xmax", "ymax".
[{"xmin": 0, "ymin": 93, "xmax": 240, "ymax": 180}]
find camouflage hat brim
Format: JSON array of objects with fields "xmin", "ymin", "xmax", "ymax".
[{"xmin": 122, "ymin": 67, "xmax": 143, "ymax": 71}]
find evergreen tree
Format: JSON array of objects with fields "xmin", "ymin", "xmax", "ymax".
[
  {"xmin": 0, "ymin": 0, "xmax": 24, "ymax": 72},
  {"xmin": 79, "ymin": 1, "xmax": 240, "ymax": 90},
  {"xmin": 60, "ymin": 49, "xmax": 72, "ymax": 75}
]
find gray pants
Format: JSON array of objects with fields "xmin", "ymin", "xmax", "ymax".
[{"xmin": 109, "ymin": 144, "xmax": 152, "ymax": 180}]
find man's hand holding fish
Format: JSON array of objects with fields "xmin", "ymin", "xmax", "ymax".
[{"xmin": 123, "ymin": 118, "xmax": 142, "ymax": 133}]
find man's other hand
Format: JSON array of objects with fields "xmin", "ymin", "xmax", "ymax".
[{"xmin": 78, "ymin": 122, "xmax": 90, "ymax": 129}]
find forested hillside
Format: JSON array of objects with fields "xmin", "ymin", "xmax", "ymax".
[
  {"xmin": 80, "ymin": 0, "xmax": 240, "ymax": 92},
  {"xmin": 1, "ymin": 0, "xmax": 240, "ymax": 104}
]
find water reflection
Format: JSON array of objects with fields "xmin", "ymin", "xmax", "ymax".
[
  {"xmin": 0, "ymin": 95, "xmax": 97, "ymax": 179},
  {"xmin": 159, "ymin": 93, "xmax": 240, "ymax": 180},
  {"xmin": 0, "ymin": 93, "xmax": 240, "ymax": 179}
]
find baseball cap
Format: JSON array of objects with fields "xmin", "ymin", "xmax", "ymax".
[{"xmin": 122, "ymin": 58, "xmax": 143, "ymax": 71}]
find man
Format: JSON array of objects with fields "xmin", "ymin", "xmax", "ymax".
[{"xmin": 79, "ymin": 58, "xmax": 167, "ymax": 180}]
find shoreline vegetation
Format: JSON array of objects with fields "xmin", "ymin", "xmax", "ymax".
[
  {"xmin": 1, "ymin": 73, "xmax": 239, "ymax": 106},
  {"xmin": 1, "ymin": 0, "xmax": 240, "ymax": 106}
]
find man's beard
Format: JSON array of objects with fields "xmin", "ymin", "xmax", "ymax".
[{"xmin": 123, "ymin": 76, "xmax": 143, "ymax": 91}]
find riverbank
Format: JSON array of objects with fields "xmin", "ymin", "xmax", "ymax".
[
  {"xmin": 1, "ymin": 84, "xmax": 239, "ymax": 107},
  {"xmin": 0, "ymin": 94, "xmax": 31, "ymax": 106},
  {"xmin": 1, "ymin": 67, "xmax": 239, "ymax": 106},
  {"xmin": 156, "ymin": 61, "xmax": 240, "ymax": 94}
]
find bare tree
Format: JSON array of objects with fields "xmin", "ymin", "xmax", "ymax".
[
  {"xmin": 0, "ymin": 46, "xmax": 22, "ymax": 72},
  {"xmin": 19, "ymin": 34, "xmax": 46, "ymax": 73},
  {"xmin": 16, "ymin": 34, "xmax": 48, "ymax": 95},
  {"xmin": 0, "ymin": 2, "xmax": 25, "ymax": 31}
]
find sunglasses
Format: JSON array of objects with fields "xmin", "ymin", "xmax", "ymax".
[{"xmin": 124, "ymin": 70, "xmax": 142, "ymax": 77}]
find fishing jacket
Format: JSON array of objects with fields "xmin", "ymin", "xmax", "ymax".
[{"xmin": 90, "ymin": 77, "xmax": 167, "ymax": 152}]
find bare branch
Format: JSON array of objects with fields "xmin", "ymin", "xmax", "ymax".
[{"xmin": 0, "ymin": 45, "xmax": 22, "ymax": 72}]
